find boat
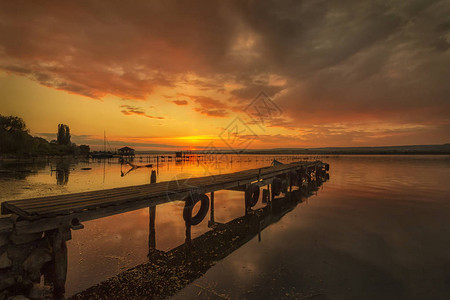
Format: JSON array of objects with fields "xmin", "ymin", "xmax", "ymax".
[{"xmin": 90, "ymin": 131, "xmax": 115, "ymax": 159}]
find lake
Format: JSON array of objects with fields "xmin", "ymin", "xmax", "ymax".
[{"xmin": 1, "ymin": 155, "xmax": 449, "ymax": 299}]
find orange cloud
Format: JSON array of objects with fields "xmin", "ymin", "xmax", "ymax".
[
  {"xmin": 171, "ymin": 100, "xmax": 188, "ymax": 106},
  {"xmin": 193, "ymin": 108, "xmax": 229, "ymax": 118},
  {"xmin": 120, "ymin": 105, "xmax": 164, "ymax": 119}
]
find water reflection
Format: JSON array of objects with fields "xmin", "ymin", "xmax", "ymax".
[
  {"xmin": 53, "ymin": 160, "xmax": 71, "ymax": 185},
  {"xmin": 0, "ymin": 159, "xmax": 46, "ymax": 180},
  {"xmin": 148, "ymin": 206, "xmax": 156, "ymax": 251},
  {"xmin": 70, "ymin": 172, "xmax": 328, "ymax": 299},
  {"xmin": 2, "ymin": 155, "xmax": 449, "ymax": 299}
]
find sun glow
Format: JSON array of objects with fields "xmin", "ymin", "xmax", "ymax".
[{"xmin": 173, "ymin": 135, "xmax": 217, "ymax": 144}]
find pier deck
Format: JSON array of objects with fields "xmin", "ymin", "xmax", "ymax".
[{"xmin": 1, "ymin": 160, "xmax": 325, "ymax": 232}]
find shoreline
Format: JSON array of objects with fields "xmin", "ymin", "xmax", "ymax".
[{"xmin": 2, "ymin": 152, "xmax": 450, "ymax": 161}]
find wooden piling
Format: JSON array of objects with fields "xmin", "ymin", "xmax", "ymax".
[{"xmin": 209, "ymin": 191, "xmax": 215, "ymax": 227}]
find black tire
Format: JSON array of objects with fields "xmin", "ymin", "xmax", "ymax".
[
  {"xmin": 245, "ymin": 185, "xmax": 260, "ymax": 207},
  {"xmin": 183, "ymin": 193, "xmax": 210, "ymax": 225},
  {"xmin": 272, "ymin": 177, "xmax": 282, "ymax": 196}
]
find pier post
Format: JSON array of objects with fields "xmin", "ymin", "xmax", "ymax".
[
  {"xmin": 44, "ymin": 227, "xmax": 70, "ymax": 299},
  {"xmin": 262, "ymin": 188, "xmax": 269, "ymax": 203},
  {"xmin": 208, "ymin": 191, "xmax": 215, "ymax": 227},
  {"xmin": 150, "ymin": 170, "xmax": 157, "ymax": 184},
  {"xmin": 289, "ymin": 171, "xmax": 293, "ymax": 192},
  {"xmin": 157, "ymin": 156, "xmax": 159, "ymax": 174},
  {"xmin": 268, "ymin": 184, "xmax": 272, "ymax": 202},
  {"xmin": 244, "ymin": 185, "xmax": 248, "ymax": 216}
]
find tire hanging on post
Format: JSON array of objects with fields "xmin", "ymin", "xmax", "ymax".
[
  {"xmin": 183, "ymin": 193, "xmax": 210, "ymax": 225},
  {"xmin": 245, "ymin": 185, "xmax": 260, "ymax": 208}
]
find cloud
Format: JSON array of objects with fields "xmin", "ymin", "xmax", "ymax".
[
  {"xmin": 171, "ymin": 100, "xmax": 188, "ymax": 106},
  {"xmin": 120, "ymin": 105, "xmax": 164, "ymax": 119},
  {"xmin": 193, "ymin": 108, "xmax": 229, "ymax": 117},
  {"xmin": 1, "ymin": 0, "xmax": 449, "ymax": 145},
  {"xmin": 176, "ymin": 93, "xmax": 237, "ymax": 117}
]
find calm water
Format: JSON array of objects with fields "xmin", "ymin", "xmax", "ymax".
[{"xmin": 1, "ymin": 155, "xmax": 449, "ymax": 299}]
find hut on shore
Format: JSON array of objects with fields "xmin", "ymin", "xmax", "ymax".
[{"xmin": 118, "ymin": 146, "xmax": 135, "ymax": 157}]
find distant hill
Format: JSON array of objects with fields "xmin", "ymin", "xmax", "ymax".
[
  {"xmin": 136, "ymin": 144, "xmax": 450, "ymax": 155},
  {"xmin": 245, "ymin": 144, "xmax": 450, "ymax": 155}
]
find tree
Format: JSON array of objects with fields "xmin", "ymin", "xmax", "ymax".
[
  {"xmin": 0, "ymin": 115, "xmax": 86, "ymax": 157},
  {"xmin": 57, "ymin": 124, "xmax": 71, "ymax": 145},
  {"xmin": 0, "ymin": 115, "xmax": 27, "ymax": 132},
  {"xmin": 78, "ymin": 144, "xmax": 90, "ymax": 155},
  {"xmin": 0, "ymin": 115, "xmax": 30, "ymax": 154}
]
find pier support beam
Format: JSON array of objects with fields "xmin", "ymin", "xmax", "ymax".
[
  {"xmin": 44, "ymin": 227, "xmax": 70, "ymax": 299},
  {"xmin": 208, "ymin": 192, "xmax": 215, "ymax": 227}
]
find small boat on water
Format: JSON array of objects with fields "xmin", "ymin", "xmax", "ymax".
[{"xmin": 90, "ymin": 131, "xmax": 116, "ymax": 159}]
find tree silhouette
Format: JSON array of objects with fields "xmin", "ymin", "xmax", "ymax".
[
  {"xmin": 0, "ymin": 115, "xmax": 27, "ymax": 132},
  {"xmin": 0, "ymin": 115, "xmax": 87, "ymax": 156},
  {"xmin": 57, "ymin": 124, "xmax": 71, "ymax": 145}
]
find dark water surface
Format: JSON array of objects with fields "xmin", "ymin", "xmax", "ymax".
[
  {"xmin": 174, "ymin": 155, "xmax": 450, "ymax": 300},
  {"xmin": 1, "ymin": 155, "xmax": 449, "ymax": 299}
]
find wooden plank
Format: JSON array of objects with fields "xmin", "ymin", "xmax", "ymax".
[
  {"xmin": 2, "ymin": 201, "xmax": 31, "ymax": 217},
  {"xmin": 14, "ymin": 193, "xmax": 186, "ymax": 234},
  {"xmin": 15, "ymin": 182, "xmax": 183, "ymax": 210},
  {"xmin": 29, "ymin": 191, "xmax": 170, "ymax": 215}
]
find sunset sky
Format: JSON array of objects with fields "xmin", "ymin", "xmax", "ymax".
[{"xmin": 0, "ymin": 1, "xmax": 449, "ymax": 150}]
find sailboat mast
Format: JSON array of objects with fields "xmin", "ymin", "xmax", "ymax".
[{"xmin": 104, "ymin": 131, "xmax": 106, "ymax": 152}]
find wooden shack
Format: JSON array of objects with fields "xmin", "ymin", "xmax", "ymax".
[{"xmin": 118, "ymin": 146, "xmax": 135, "ymax": 157}]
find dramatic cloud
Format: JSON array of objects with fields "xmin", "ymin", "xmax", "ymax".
[{"xmin": 1, "ymin": 0, "xmax": 449, "ymax": 145}]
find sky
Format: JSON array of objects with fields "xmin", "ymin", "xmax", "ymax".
[{"xmin": 0, "ymin": 0, "xmax": 449, "ymax": 150}]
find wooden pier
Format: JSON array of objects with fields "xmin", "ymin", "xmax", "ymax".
[
  {"xmin": 1, "ymin": 160, "xmax": 328, "ymax": 234},
  {"xmin": 0, "ymin": 160, "xmax": 329, "ymax": 299}
]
